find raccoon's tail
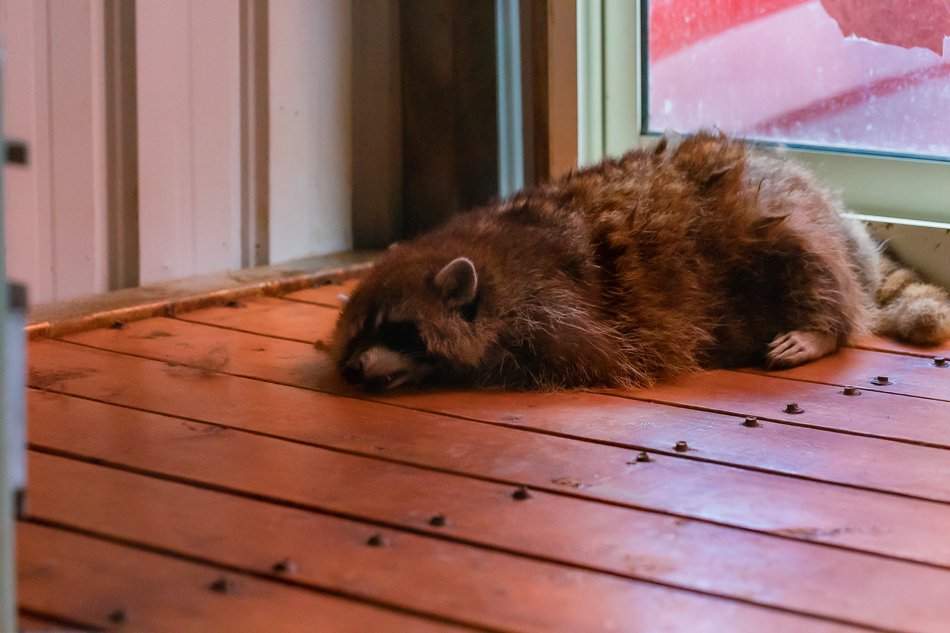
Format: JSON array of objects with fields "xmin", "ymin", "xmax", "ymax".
[{"xmin": 874, "ymin": 254, "xmax": 950, "ymax": 346}]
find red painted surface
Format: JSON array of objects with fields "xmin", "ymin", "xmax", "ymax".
[
  {"xmin": 649, "ymin": 0, "xmax": 808, "ymax": 59},
  {"xmin": 753, "ymin": 61, "xmax": 950, "ymax": 134},
  {"xmin": 647, "ymin": 0, "xmax": 950, "ymax": 156},
  {"xmin": 820, "ymin": 0, "xmax": 950, "ymax": 54}
]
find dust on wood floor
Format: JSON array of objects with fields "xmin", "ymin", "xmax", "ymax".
[{"xmin": 20, "ymin": 277, "xmax": 950, "ymax": 632}]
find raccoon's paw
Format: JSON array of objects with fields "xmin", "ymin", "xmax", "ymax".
[{"xmin": 766, "ymin": 330, "xmax": 837, "ymax": 369}]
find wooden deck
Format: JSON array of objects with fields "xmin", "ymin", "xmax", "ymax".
[{"xmin": 20, "ymin": 277, "xmax": 950, "ymax": 632}]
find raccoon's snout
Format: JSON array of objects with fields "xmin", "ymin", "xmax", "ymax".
[
  {"xmin": 343, "ymin": 357, "xmax": 395, "ymax": 389},
  {"xmin": 342, "ymin": 345, "xmax": 419, "ymax": 390},
  {"xmin": 342, "ymin": 358, "xmax": 407, "ymax": 390}
]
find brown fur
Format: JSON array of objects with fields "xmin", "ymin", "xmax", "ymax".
[
  {"xmin": 332, "ymin": 132, "xmax": 950, "ymax": 390},
  {"xmin": 875, "ymin": 254, "xmax": 950, "ymax": 345}
]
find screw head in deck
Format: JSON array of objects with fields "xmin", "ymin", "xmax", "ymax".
[
  {"xmin": 842, "ymin": 385, "xmax": 860, "ymax": 396},
  {"xmin": 784, "ymin": 402, "xmax": 804, "ymax": 414},
  {"xmin": 428, "ymin": 514, "xmax": 447, "ymax": 527},
  {"xmin": 870, "ymin": 375, "xmax": 892, "ymax": 386},
  {"xmin": 272, "ymin": 558, "xmax": 298, "ymax": 574},
  {"xmin": 674, "ymin": 440, "xmax": 689, "ymax": 452},
  {"xmin": 934, "ymin": 357, "xmax": 948, "ymax": 367},
  {"xmin": 366, "ymin": 533, "xmax": 389, "ymax": 547},
  {"xmin": 209, "ymin": 577, "xmax": 234, "ymax": 594},
  {"xmin": 742, "ymin": 416, "xmax": 759, "ymax": 427},
  {"xmin": 110, "ymin": 320, "xmax": 124, "ymax": 330},
  {"xmin": 107, "ymin": 609, "xmax": 127, "ymax": 624},
  {"xmin": 511, "ymin": 485, "xmax": 532, "ymax": 501},
  {"xmin": 633, "ymin": 451, "xmax": 652, "ymax": 463}
]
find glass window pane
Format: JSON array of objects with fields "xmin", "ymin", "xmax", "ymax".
[{"xmin": 646, "ymin": 0, "xmax": 950, "ymax": 159}]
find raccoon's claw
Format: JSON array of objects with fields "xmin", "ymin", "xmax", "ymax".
[{"xmin": 766, "ymin": 330, "xmax": 837, "ymax": 369}]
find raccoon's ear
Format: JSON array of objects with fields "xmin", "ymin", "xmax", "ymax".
[{"xmin": 434, "ymin": 257, "xmax": 478, "ymax": 308}]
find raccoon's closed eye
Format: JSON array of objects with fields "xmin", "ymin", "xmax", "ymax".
[{"xmin": 378, "ymin": 321, "xmax": 427, "ymax": 355}]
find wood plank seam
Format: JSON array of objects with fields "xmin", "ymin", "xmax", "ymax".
[
  {"xmin": 598, "ymin": 390, "xmax": 950, "ymax": 450},
  {"xmin": 176, "ymin": 294, "xmax": 950, "ymax": 403},
  {"xmin": 26, "ymin": 409, "xmax": 950, "ymax": 575},
  {"xmin": 166, "ymin": 324, "xmax": 313, "ymax": 345},
  {"xmin": 170, "ymin": 299, "xmax": 950, "ymax": 406},
  {"xmin": 27, "ymin": 268, "xmax": 369, "ymax": 340},
  {"xmin": 280, "ymin": 295, "xmax": 345, "ymax": 310},
  {"xmin": 734, "ymin": 369, "xmax": 950, "ymax": 404},
  {"xmin": 282, "ymin": 294, "xmax": 950, "ymax": 362},
  {"xmin": 24, "ymin": 360, "xmax": 950, "ymax": 628},
  {"xmin": 19, "ymin": 449, "xmax": 900, "ymax": 632},
  {"xmin": 38, "ymin": 451, "xmax": 937, "ymax": 631},
  {"xmin": 17, "ymin": 608, "xmax": 99, "ymax": 632},
  {"xmin": 20, "ymin": 515, "xmax": 491, "ymax": 632},
  {"xmin": 29, "ymin": 336, "xmax": 950, "ymax": 564},
  {"xmin": 51, "ymin": 336, "xmax": 950, "ymax": 505},
  {"xmin": 24, "ymin": 278, "xmax": 950, "ymax": 631},
  {"xmin": 58, "ymin": 321, "xmax": 950, "ymax": 456},
  {"xmin": 850, "ymin": 342, "xmax": 948, "ymax": 359},
  {"xmin": 28, "ymin": 358, "xmax": 950, "ymax": 514},
  {"xmin": 20, "ymin": 522, "xmax": 466, "ymax": 632},
  {"xmin": 163, "ymin": 307, "xmax": 950, "ymax": 444}
]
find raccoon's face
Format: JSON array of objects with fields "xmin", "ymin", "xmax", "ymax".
[
  {"xmin": 339, "ymin": 317, "xmax": 432, "ymax": 390},
  {"xmin": 331, "ymin": 256, "xmax": 484, "ymax": 390}
]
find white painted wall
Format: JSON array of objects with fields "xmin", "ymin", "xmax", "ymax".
[
  {"xmin": 1, "ymin": 0, "xmax": 109, "ymax": 303},
  {"xmin": 136, "ymin": 0, "xmax": 243, "ymax": 286},
  {"xmin": 0, "ymin": 0, "xmax": 50, "ymax": 299},
  {"xmin": 2, "ymin": 0, "xmax": 356, "ymax": 303},
  {"xmin": 135, "ymin": 0, "xmax": 357, "ymax": 277},
  {"xmin": 268, "ymin": 0, "xmax": 353, "ymax": 263}
]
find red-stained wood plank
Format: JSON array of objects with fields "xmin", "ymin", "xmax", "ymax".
[
  {"xmin": 618, "ymin": 369, "xmax": 950, "ymax": 448},
  {"xmin": 26, "ymin": 392, "xmax": 944, "ymax": 631},
  {"xmin": 26, "ymin": 348, "xmax": 950, "ymax": 568},
  {"xmin": 26, "ymin": 453, "xmax": 872, "ymax": 633},
  {"xmin": 175, "ymin": 296, "xmax": 336, "ymax": 344},
  {"xmin": 17, "ymin": 616, "xmax": 44, "ymax": 631},
  {"xmin": 387, "ymin": 388, "xmax": 950, "ymax": 500},
  {"xmin": 851, "ymin": 334, "xmax": 950, "ymax": 358},
  {"xmin": 169, "ymin": 296, "xmax": 950, "ymax": 447},
  {"xmin": 748, "ymin": 347, "xmax": 950, "ymax": 402},
  {"xmin": 29, "ymin": 277, "xmax": 950, "ymax": 632},
  {"xmin": 283, "ymin": 278, "xmax": 361, "ymax": 308},
  {"xmin": 62, "ymin": 317, "xmax": 950, "ymax": 503},
  {"xmin": 18, "ymin": 522, "xmax": 458, "ymax": 633}
]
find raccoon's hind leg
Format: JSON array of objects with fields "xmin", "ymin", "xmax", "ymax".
[{"xmin": 767, "ymin": 330, "xmax": 837, "ymax": 369}]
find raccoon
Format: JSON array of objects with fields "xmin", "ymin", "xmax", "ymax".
[{"xmin": 331, "ymin": 132, "xmax": 950, "ymax": 390}]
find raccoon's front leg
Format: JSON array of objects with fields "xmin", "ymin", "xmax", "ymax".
[
  {"xmin": 766, "ymin": 330, "xmax": 837, "ymax": 369},
  {"xmin": 756, "ymin": 230, "xmax": 868, "ymax": 370}
]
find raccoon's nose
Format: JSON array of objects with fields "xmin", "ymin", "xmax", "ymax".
[{"xmin": 341, "ymin": 358, "xmax": 364, "ymax": 385}]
